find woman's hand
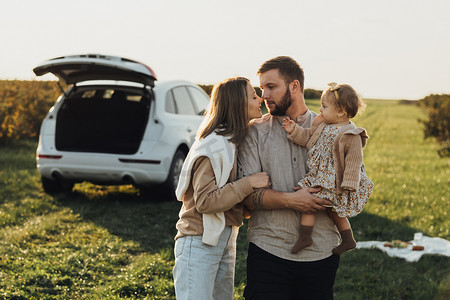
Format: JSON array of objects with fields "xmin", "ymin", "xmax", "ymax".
[
  {"xmin": 247, "ymin": 172, "xmax": 270, "ymax": 189},
  {"xmin": 243, "ymin": 205, "xmax": 253, "ymax": 219}
]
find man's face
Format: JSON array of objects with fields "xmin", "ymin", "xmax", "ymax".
[{"xmin": 259, "ymin": 69, "xmax": 292, "ymax": 116}]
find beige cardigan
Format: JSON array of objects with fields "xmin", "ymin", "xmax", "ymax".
[
  {"xmin": 176, "ymin": 132, "xmax": 235, "ymax": 246},
  {"xmin": 174, "ymin": 156, "xmax": 253, "ymax": 241},
  {"xmin": 287, "ymin": 116, "xmax": 368, "ymax": 194}
]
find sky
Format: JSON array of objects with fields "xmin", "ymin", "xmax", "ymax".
[{"xmin": 1, "ymin": 0, "xmax": 449, "ymax": 100}]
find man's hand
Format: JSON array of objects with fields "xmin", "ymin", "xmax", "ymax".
[
  {"xmin": 240, "ymin": 186, "xmax": 331, "ymax": 213},
  {"xmin": 286, "ymin": 187, "xmax": 331, "ymax": 213}
]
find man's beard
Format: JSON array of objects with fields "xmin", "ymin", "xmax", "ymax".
[{"xmin": 268, "ymin": 87, "xmax": 292, "ymax": 116}]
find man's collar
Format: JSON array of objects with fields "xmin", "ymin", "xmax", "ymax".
[{"xmin": 274, "ymin": 109, "xmax": 310, "ymax": 124}]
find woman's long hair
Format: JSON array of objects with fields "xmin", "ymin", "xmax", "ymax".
[{"xmin": 197, "ymin": 77, "xmax": 249, "ymax": 145}]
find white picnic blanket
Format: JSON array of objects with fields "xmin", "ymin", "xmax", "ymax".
[{"xmin": 356, "ymin": 235, "xmax": 450, "ymax": 262}]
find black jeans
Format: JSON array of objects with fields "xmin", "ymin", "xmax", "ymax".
[{"xmin": 244, "ymin": 243, "xmax": 340, "ymax": 300}]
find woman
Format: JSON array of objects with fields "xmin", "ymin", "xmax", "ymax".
[{"xmin": 173, "ymin": 77, "xmax": 269, "ymax": 300}]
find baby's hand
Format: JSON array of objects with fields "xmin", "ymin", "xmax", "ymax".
[
  {"xmin": 341, "ymin": 186, "xmax": 356, "ymax": 192},
  {"xmin": 282, "ymin": 117, "xmax": 296, "ymax": 133}
]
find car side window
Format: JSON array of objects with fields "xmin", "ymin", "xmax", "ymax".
[
  {"xmin": 188, "ymin": 87, "xmax": 210, "ymax": 115},
  {"xmin": 165, "ymin": 90, "xmax": 176, "ymax": 114},
  {"xmin": 172, "ymin": 86, "xmax": 196, "ymax": 115}
]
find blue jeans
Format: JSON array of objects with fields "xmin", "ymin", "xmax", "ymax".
[{"xmin": 173, "ymin": 226, "xmax": 239, "ymax": 300}]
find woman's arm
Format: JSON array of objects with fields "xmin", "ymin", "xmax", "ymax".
[{"xmin": 192, "ymin": 156, "xmax": 254, "ymax": 214}]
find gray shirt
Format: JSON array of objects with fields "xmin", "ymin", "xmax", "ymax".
[{"xmin": 237, "ymin": 111, "xmax": 340, "ymax": 261}]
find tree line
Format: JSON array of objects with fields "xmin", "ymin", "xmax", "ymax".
[
  {"xmin": 0, "ymin": 80, "xmax": 447, "ymax": 157},
  {"xmin": 418, "ymin": 94, "xmax": 450, "ymax": 157},
  {"xmin": 199, "ymin": 84, "xmax": 323, "ymax": 99},
  {"xmin": 0, "ymin": 80, "xmax": 60, "ymax": 142}
]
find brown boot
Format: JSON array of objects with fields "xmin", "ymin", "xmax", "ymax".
[
  {"xmin": 291, "ymin": 225, "xmax": 313, "ymax": 254},
  {"xmin": 332, "ymin": 229, "xmax": 357, "ymax": 255}
]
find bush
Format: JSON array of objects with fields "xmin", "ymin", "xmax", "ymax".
[
  {"xmin": 418, "ymin": 94, "xmax": 450, "ymax": 157},
  {"xmin": 198, "ymin": 84, "xmax": 324, "ymax": 101},
  {"xmin": 304, "ymin": 88, "xmax": 323, "ymax": 99},
  {"xmin": 0, "ymin": 80, "xmax": 324, "ymax": 143},
  {"xmin": 0, "ymin": 80, "xmax": 60, "ymax": 143},
  {"xmin": 255, "ymin": 87, "xmax": 322, "ymax": 100},
  {"xmin": 198, "ymin": 84, "xmax": 213, "ymax": 96}
]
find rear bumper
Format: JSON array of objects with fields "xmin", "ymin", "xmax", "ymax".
[{"xmin": 37, "ymin": 154, "xmax": 168, "ymax": 185}]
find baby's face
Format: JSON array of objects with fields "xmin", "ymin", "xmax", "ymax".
[{"xmin": 319, "ymin": 92, "xmax": 343, "ymax": 124}]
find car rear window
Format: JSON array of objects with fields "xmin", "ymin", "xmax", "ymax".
[{"xmin": 77, "ymin": 89, "xmax": 142, "ymax": 102}]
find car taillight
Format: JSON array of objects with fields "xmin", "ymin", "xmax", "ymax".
[{"xmin": 38, "ymin": 154, "xmax": 63, "ymax": 159}]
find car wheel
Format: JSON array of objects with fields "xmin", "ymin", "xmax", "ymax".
[
  {"xmin": 164, "ymin": 149, "xmax": 186, "ymax": 200},
  {"xmin": 41, "ymin": 176, "xmax": 74, "ymax": 194}
]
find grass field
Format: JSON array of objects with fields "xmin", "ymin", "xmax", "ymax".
[{"xmin": 1, "ymin": 99, "xmax": 449, "ymax": 299}]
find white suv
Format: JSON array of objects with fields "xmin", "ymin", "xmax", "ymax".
[{"xmin": 34, "ymin": 54, "xmax": 209, "ymax": 199}]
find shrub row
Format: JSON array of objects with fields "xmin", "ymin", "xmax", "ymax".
[
  {"xmin": 0, "ymin": 80, "xmax": 60, "ymax": 143},
  {"xmin": 199, "ymin": 84, "xmax": 323, "ymax": 99},
  {"xmin": 0, "ymin": 80, "xmax": 325, "ymax": 143},
  {"xmin": 418, "ymin": 94, "xmax": 450, "ymax": 157},
  {"xmin": 4, "ymin": 80, "xmax": 447, "ymax": 156}
]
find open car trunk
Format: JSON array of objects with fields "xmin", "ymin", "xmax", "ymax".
[{"xmin": 55, "ymin": 86, "xmax": 151, "ymax": 154}]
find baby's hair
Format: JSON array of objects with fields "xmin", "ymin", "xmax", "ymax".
[{"xmin": 326, "ymin": 84, "xmax": 366, "ymax": 118}]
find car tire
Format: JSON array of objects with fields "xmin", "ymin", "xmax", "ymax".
[
  {"xmin": 164, "ymin": 149, "xmax": 186, "ymax": 200},
  {"xmin": 41, "ymin": 176, "xmax": 74, "ymax": 194}
]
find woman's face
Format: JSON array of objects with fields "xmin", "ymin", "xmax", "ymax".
[{"xmin": 246, "ymin": 82, "xmax": 263, "ymax": 120}]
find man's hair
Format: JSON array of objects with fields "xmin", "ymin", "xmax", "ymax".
[
  {"xmin": 257, "ymin": 56, "xmax": 305, "ymax": 92},
  {"xmin": 198, "ymin": 77, "xmax": 250, "ymax": 144}
]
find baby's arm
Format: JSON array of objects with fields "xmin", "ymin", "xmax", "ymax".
[
  {"xmin": 341, "ymin": 134, "xmax": 363, "ymax": 191},
  {"xmin": 282, "ymin": 117, "xmax": 296, "ymax": 133},
  {"xmin": 283, "ymin": 118, "xmax": 313, "ymax": 147}
]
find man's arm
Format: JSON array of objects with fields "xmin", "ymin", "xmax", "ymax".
[
  {"xmin": 237, "ymin": 121, "xmax": 330, "ymax": 215},
  {"xmin": 243, "ymin": 187, "xmax": 330, "ymax": 214}
]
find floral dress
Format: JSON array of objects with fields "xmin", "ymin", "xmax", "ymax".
[{"xmin": 298, "ymin": 124, "xmax": 374, "ymax": 218}]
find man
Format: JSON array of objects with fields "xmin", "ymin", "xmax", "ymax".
[{"xmin": 238, "ymin": 56, "xmax": 340, "ymax": 300}]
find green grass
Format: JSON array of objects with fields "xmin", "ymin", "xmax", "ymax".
[{"xmin": 1, "ymin": 100, "xmax": 449, "ymax": 299}]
